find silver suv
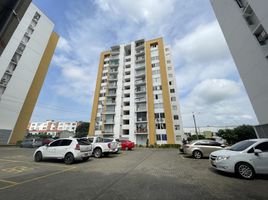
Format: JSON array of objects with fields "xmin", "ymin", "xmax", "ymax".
[{"xmin": 183, "ymin": 140, "xmax": 224, "ymax": 159}]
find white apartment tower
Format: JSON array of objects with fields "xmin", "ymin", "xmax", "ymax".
[
  {"xmin": 0, "ymin": 1, "xmax": 59, "ymax": 144},
  {"xmin": 211, "ymin": 0, "xmax": 268, "ymax": 137},
  {"xmin": 89, "ymin": 38, "xmax": 184, "ymax": 145}
]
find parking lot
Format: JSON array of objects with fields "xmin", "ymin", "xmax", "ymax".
[{"xmin": 0, "ymin": 147, "xmax": 267, "ymax": 200}]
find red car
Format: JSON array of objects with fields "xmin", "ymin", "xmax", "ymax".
[{"xmin": 120, "ymin": 140, "xmax": 135, "ymax": 150}]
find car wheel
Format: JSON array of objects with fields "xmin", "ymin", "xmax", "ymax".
[
  {"xmin": 64, "ymin": 153, "xmax": 75, "ymax": 164},
  {"xmin": 82, "ymin": 157, "xmax": 90, "ymax": 162},
  {"xmin": 94, "ymin": 148, "xmax": 102, "ymax": 158},
  {"xmin": 235, "ymin": 162, "xmax": 255, "ymax": 179},
  {"xmin": 193, "ymin": 150, "xmax": 202, "ymax": 159},
  {"xmin": 34, "ymin": 151, "xmax": 42, "ymax": 162}
]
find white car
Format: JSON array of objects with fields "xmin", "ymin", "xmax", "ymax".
[
  {"xmin": 210, "ymin": 139, "xmax": 268, "ymax": 179},
  {"xmin": 86, "ymin": 136, "xmax": 118, "ymax": 158},
  {"xmin": 33, "ymin": 138, "xmax": 92, "ymax": 164}
]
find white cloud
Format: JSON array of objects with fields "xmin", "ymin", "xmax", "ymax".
[
  {"xmin": 173, "ymin": 21, "xmax": 230, "ymax": 64},
  {"xmin": 56, "ymin": 37, "xmax": 72, "ymax": 54},
  {"xmin": 190, "ymin": 79, "xmax": 240, "ymax": 105}
]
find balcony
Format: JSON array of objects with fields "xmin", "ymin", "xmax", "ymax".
[
  {"xmin": 135, "ymin": 64, "xmax": 145, "ymax": 70},
  {"xmin": 136, "ymin": 50, "xmax": 145, "ymax": 55},
  {"xmin": 108, "ymin": 84, "xmax": 117, "ymax": 89},
  {"xmin": 135, "ymin": 123, "xmax": 148, "ymax": 134},
  {"xmin": 135, "ymin": 88, "xmax": 146, "ymax": 94},
  {"xmin": 135, "ymin": 79, "xmax": 146, "ymax": 85},
  {"xmin": 104, "ymin": 109, "xmax": 116, "ymax": 114},
  {"xmin": 106, "ymin": 92, "xmax": 116, "ymax": 97},
  {"xmin": 135, "ymin": 96, "xmax": 146, "ymax": 103},
  {"xmin": 136, "ymin": 104, "xmax": 147, "ymax": 112},
  {"xmin": 135, "ymin": 56, "xmax": 145, "ymax": 63},
  {"xmin": 106, "ymin": 100, "xmax": 116, "ymax": 105},
  {"xmin": 135, "ymin": 42, "xmax": 144, "ymax": 50},
  {"xmin": 109, "ymin": 76, "xmax": 118, "ymax": 81},
  {"xmin": 103, "ymin": 120, "xmax": 115, "ymax": 124},
  {"xmin": 135, "ymin": 70, "xmax": 146, "ymax": 78},
  {"xmin": 108, "ymin": 70, "xmax": 118, "ymax": 74}
]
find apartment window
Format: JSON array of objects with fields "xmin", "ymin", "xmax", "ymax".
[
  {"xmin": 151, "ymin": 63, "xmax": 160, "ymax": 68},
  {"xmin": 152, "ymin": 70, "xmax": 160, "ymax": 75},
  {"xmin": 167, "ymin": 60, "xmax": 171, "ymax": 64},
  {"xmin": 170, "ymin": 89, "xmax": 175, "ymax": 93},
  {"xmin": 174, "ymin": 115, "xmax": 179, "ymax": 120},
  {"xmin": 165, "ymin": 48, "xmax": 169, "ymax": 52},
  {"xmin": 153, "ymin": 77, "xmax": 161, "ymax": 83},
  {"xmin": 124, "ymin": 110, "xmax": 130, "ymax": 115},
  {"xmin": 124, "ymin": 93, "xmax": 130, "ymax": 98},
  {"xmin": 124, "ymin": 102, "xmax": 130, "ymax": 106},
  {"xmin": 162, "ymin": 134, "xmax": 167, "ymax": 141},
  {"xmin": 123, "ymin": 120, "xmax": 129, "ymax": 125},
  {"xmin": 169, "ymin": 81, "xmax": 172, "ymax": 86},
  {"xmin": 124, "ymin": 85, "xmax": 130, "ymax": 90},
  {"xmin": 151, "ymin": 56, "xmax": 159, "ymax": 61},
  {"xmin": 168, "ymin": 74, "xmax": 173, "ymax": 78},
  {"xmin": 153, "ymin": 86, "xmax": 162, "ymax": 91},
  {"xmin": 151, "ymin": 43, "xmax": 158, "ymax": 48},
  {"xmin": 125, "ymin": 64, "xmax": 131, "ymax": 69},
  {"xmin": 175, "ymin": 125, "xmax": 180, "ymax": 130},
  {"xmin": 125, "ymin": 71, "xmax": 130, "ymax": 76},
  {"xmin": 172, "ymin": 105, "xmax": 177, "ymax": 110},
  {"xmin": 155, "ymin": 123, "xmax": 166, "ymax": 130},
  {"xmin": 154, "ymin": 103, "xmax": 163, "ymax": 109},
  {"xmin": 168, "ymin": 66, "xmax": 172, "ymax": 70},
  {"xmin": 171, "ymin": 97, "xmax": 176, "ymax": 101},
  {"xmin": 156, "ymin": 134, "xmax": 161, "ymax": 141},
  {"xmin": 125, "ymin": 58, "xmax": 131, "ymax": 62}
]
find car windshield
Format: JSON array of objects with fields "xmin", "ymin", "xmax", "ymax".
[{"xmin": 229, "ymin": 140, "xmax": 256, "ymax": 151}]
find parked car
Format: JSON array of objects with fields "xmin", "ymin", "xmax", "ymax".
[
  {"xmin": 183, "ymin": 140, "xmax": 225, "ymax": 159},
  {"xmin": 210, "ymin": 139, "xmax": 268, "ymax": 179},
  {"xmin": 33, "ymin": 138, "xmax": 92, "ymax": 164},
  {"xmin": 120, "ymin": 140, "xmax": 135, "ymax": 150},
  {"xmin": 86, "ymin": 136, "xmax": 118, "ymax": 158},
  {"xmin": 20, "ymin": 138, "xmax": 42, "ymax": 148}
]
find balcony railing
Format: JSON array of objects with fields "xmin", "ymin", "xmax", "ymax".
[
  {"xmin": 135, "ymin": 79, "xmax": 146, "ymax": 85},
  {"xmin": 107, "ymin": 92, "xmax": 116, "ymax": 96},
  {"xmin": 135, "ymin": 70, "xmax": 145, "ymax": 77},
  {"xmin": 106, "ymin": 100, "xmax": 116, "ymax": 104},
  {"xmin": 135, "ymin": 97, "xmax": 146, "ymax": 102}
]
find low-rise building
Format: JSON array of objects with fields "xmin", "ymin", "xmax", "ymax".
[{"xmin": 28, "ymin": 120, "xmax": 80, "ymax": 136}]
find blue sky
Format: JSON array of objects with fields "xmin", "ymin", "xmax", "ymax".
[{"xmin": 31, "ymin": 0, "xmax": 258, "ymax": 127}]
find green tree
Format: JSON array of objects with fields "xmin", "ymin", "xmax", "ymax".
[
  {"xmin": 75, "ymin": 122, "xmax": 90, "ymax": 138},
  {"xmin": 217, "ymin": 125, "xmax": 256, "ymax": 145}
]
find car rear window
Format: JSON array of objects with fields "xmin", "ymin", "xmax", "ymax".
[{"xmin": 77, "ymin": 139, "xmax": 91, "ymax": 145}]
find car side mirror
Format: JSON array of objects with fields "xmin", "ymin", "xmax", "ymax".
[{"xmin": 254, "ymin": 149, "xmax": 262, "ymax": 155}]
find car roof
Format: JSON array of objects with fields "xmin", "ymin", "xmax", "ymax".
[{"xmin": 246, "ymin": 138, "xmax": 268, "ymax": 142}]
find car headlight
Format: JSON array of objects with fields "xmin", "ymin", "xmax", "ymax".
[{"xmin": 217, "ymin": 156, "xmax": 230, "ymax": 161}]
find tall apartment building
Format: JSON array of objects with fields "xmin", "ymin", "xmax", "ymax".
[
  {"xmin": 210, "ymin": 0, "xmax": 268, "ymax": 138},
  {"xmin": 0, "ymin": 1, "xmax": 59, "ymax": 144},
  {"xmin": 89, "ymin": 38, "xmax": 184, "ymax": 145}
]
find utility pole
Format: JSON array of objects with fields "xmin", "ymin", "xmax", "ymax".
[{"xmin": 192, "ymin": 112, "xmax": 199, "ymax": 140}]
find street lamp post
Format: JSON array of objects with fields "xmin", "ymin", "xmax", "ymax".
[{"xmin": 192, "ymin": 112, "xmax": 199, "ymax": 140}]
